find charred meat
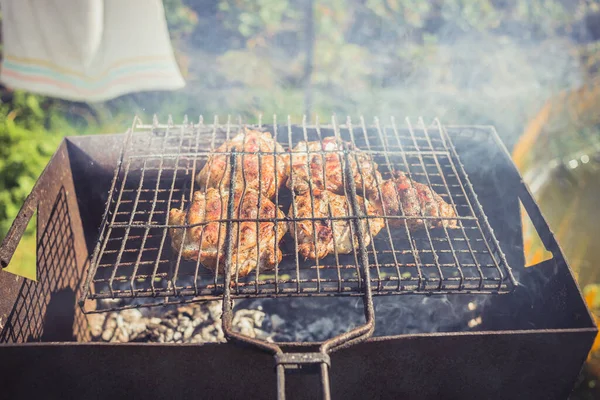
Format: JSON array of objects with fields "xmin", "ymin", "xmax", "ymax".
[
  {"xmin": 286, "ymin": 137, "xmax": 382, "ymax": 200},
  {"xmin": 373, "ymin": 172, "xmax": 457, "ymax": 229},
  {"xmin": 168, "ymin": 188, "xmax": 287, "ymax": 277},
  {"xmin": 196, "ymin": 128, "xmax": 288, "ymax": 199},
  {"xmin": 289, "ymin": 189, "xmax": 384, "ymax": 260}
]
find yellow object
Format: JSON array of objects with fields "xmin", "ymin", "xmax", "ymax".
[
  {"xmin": 2, "ymin": 221, "xmax": 37, "ymax": 282},
  {"xmin": 585, "ymin": 286, "xmax": 600, "ymax": 361},
  {"xmin": 513, "ymin": 66, "xmax": 600, "ymax": 361},
  {"xmin": 520, "ymin": 202, "xmax": 553, "ymax": 267}
]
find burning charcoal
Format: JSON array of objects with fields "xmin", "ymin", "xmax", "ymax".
[
  {"xmin": 231, "ymin": 309, "xmax": 269, "ymax": 339},
  {"xmin": 115, "ymin": 327, "xmax": 130, "ymax": 343},
  {"xmin": 120, "ymin": 309, "xmax": 143, "ymax": 324},
  {"xmin": 177, "ymin": 316, "xmax": 191, "ymax": 330},
  {"xmin": 183, "ymin": 325, "xmax": 195, "ymax": 341},
  {"xmin": 87, "ymin": 314, "xmax": 106, "ymax": 340},
  {"xmin": 177, "ymin": 306, "xmax": 195, "ymax": 319},
  {"xmin": 164, "ymin": 318, "xmax": 178, "ymax": 330},
  {"xmin": 147, "ymin": 317, "xmax": 162, "ymax": 329},
  {"xmin": 128, "ymin": 321, "xmax": 147, "ymax": 341},
  {"xmin": 207, "ymin": 301, "xmax": 223, "ymax": 321},
  {"xmin": 116, "ymin": 309, "xmax": 147, "ymax": 341},
  {"xmin": 101, "ymin": 313, "xmax": 118, "ymax": 342},
  {"xmin": 200, "ymin": 324, "xmax": 225, "ymax": 343},
  {"xmin": 190, "ymin": 334, "xmax": 203, "ymax": 344}
]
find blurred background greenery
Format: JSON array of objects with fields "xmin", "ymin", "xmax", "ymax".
[{"xmin": 1, "ymin": 0, "xmax": 600, "ymax": 396}]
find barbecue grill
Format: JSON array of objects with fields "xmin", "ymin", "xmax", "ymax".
[
  {"xmin": 0, "ymin": 116, "xmax": 596, "ymax": 400},
  {"xmin": 76, "ymin": 116, "xmax": 516, "ymax": 398}
]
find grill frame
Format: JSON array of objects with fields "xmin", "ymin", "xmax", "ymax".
[
  {"xmin": 78, "ymin": 116, "xmax": 516, "ymax": 312},
  {"xmin": 0, "ymin": 123, "xmax": 595, "ymax": 400}
]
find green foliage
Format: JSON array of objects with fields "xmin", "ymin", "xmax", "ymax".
[
  {"xmin": 365, "ymin": 0, "xmax": 432, "ymax": 29},
  {"xmin": 163, "ymin": 0, "xmax": 198, "ymax": 43},
  {"xmin": 3, "ymin": 0, "xmax": 600, "ymax": 241},
  {"xmin": 0, "ymin": 93, "xmax": 65, "ymax": 238},
  {"xmin": 219, "ymin": 0, "xmax": 299, "ymax": 39}
]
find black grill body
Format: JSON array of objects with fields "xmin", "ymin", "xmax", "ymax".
[{"xmin": 0, "ymin": 122, "xmax": 595, "ymax": 399}]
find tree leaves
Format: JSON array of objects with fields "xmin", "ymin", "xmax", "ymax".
[{"xmin": 0, "ymin": 93, "xmax": 64, "ymax": 239}]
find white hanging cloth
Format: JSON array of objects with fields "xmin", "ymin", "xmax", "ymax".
[{"xmin": 0, "ymin": 0, "xmax": 185, "ymax": 101}]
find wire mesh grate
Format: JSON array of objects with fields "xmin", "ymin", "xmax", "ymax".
[{"xmin": 80, "ymin": 116, "xmax": 516, "ymax": 311}]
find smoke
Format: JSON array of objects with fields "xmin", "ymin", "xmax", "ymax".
[
  {"xmin": 163, "ymin": 2, "xmax": 588, "ymax": 152},
  {"xmin": 87, "ymin": 2, "xmax": 595, "ymax": 337},
  {"xmin": 237, "ymin": 294, "xmax": 490, "ymax": 342}
]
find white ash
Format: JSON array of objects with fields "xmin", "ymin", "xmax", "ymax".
[
  {"xmin": 90, "ymin": 294, "xmax": 486, "ymax": 344},
  {"xmin": 89, "ymin": 301, "xmax": 274, "ymax": 344}
]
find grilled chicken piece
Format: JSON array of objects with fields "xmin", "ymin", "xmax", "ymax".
[
  {"xmin": 374, "ymin": 172, "xmax": 457, "ymax": 229},
  {"xmin": 168, "ymin": 188, "xmax": 287, "ymax": 277},
  {"xmin": 196, "ymin": 128, "xmax": 288, "ymax": 199},
  {"xmin": 286, "ymin": 137, "xmax": 382, "ymax": 200},
  {"xmin": 289, "ymin": 189, "xmax": 384, "ymax": 260}
]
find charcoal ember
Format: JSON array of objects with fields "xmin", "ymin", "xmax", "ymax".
[
  {"xmin": 115, "ymin": 323, "xmax": 130, "ymax": 343},
  {"xmin": 87, "ymin": 314, "xmax": 106, "ymax": 340},
  {"xmin": 101, "ymin": 313, "xmax": 118, "ymax": 342},
  {"xmin": 177, "ymin": 306, "xmax": 195, "ymax": 319},
  {"xmin": 164, "ymin": 318, "xmax": 178, "ymax": 330},
  {"xmin": 232, "ymin": 309, "xmax": 272, "ymax": 341},
  {"xmin": 147, "ymin": 317, "xmax": 163, "ymax": 330},
  {"xmin": 183, "ymin": 325, "xmax": 195, "ymax": 340},
  {"xmin": 95, "ymin": 300, "xmax": 278, "ymax": 344},
  {"xmin": 232, "ymin": 310, "xmax": 263, "ymax": 338},
  {"xmin": 95, "ymin": 310, "xmax": 148, "ymax": 343},
  {"xmin": 207, "ymin": 301, "xmax": 222, "ymax": 321},
  {"xmin": 120, "ymin": 309, "xmax": 146, "ymax": 341},
  {"xmin": 96, "ymin": 301, "xmax": 228, "ymax": 344},
  {"xmin": 199, "ymin": 324, "xmax": 224, "ymax": 343},
  {"xmin": 177, "ymin": 316, "xmax": 191, "ymax": 331}
]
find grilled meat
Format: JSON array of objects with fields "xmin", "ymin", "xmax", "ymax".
[
  {"xmin": 373, "ymin": 172, "xmax": 457, "ymax": 229},
  {"xmin": 289, "ymin": 189, "xmax": 384, "ymax": 260},
  {"xmin": 168, "ymin": 188, "xmax": 287, "ymax": 277},
  {"xmin": 196, "ymin": 128, "xmax": 288, "ymax": 199},
  {"xmin": 286, "ymin": 137, "xmax": 382, "ymax": 200}
]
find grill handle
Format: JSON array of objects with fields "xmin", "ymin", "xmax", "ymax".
[
  {"xmin": 275, "ymin": 352, "xmax": 331, "ymax": 400},
  {"xmin": 220, "ymin": 148, "xmax": 375, "ymax": 400}
]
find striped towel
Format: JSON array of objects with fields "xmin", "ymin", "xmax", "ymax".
[{"xmin": 0, "ymin": 0, "xmax": 185, "ymax": 102}]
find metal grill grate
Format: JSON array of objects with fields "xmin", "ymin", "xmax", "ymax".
[{"xmin": 79, "ymin": 116, "xmax": 516, "ymax": 312}]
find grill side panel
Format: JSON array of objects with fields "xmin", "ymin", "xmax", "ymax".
[
  {"xmin": 0, "ymin": 141, "xmax": 90, "ymax": 343},
  {"xmin": 0, "ymin": 330, "xmax": 594, "ymax": 399}
]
